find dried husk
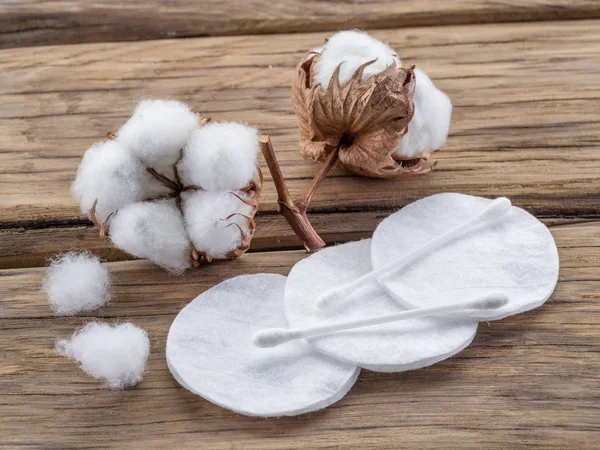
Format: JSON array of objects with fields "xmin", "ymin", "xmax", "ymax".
[
  {"xmin": 88, "ymin": 123, "xmax": 263, "ymax": 268},
  {"xmin": 292, "ymin": 52, "xmax": 433, "ymax": 178}
]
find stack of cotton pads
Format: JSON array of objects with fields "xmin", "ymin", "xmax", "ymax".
[{"xmin": 166, "ymin": 193, "xmax": 559, "ymax": 417}]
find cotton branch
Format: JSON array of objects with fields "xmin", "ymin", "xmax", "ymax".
[{"xmin": 260, "ymin": 135, "xmax": 342, "ymax": 252}]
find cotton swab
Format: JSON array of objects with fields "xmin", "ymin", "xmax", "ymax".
[
  {"xmin": 317, "ymin": 197, "xmax": 512, "ymax": 309},
  {"xmin": 253, "ymin": 293, "xmax": 509, "ymax": 348}
]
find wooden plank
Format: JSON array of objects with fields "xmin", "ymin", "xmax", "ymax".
[
  {"xmin": 1, "ymin": 20, "xmax": 599, "ymax": 242},
  {"xmin": 1, "ymin": 213, "xmax": 598, "ymax": 269},
  {"xmin": 1, "ymin": 221, "xmax": 599, "ymax": 448},
  {"xmin": 1, "ymin": 1, "xmax": 599, "ymax": 48}
]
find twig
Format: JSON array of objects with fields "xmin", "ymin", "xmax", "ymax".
[{"xmin": 260, "ymin": 135, "xmax": 342, "ymax": 252}]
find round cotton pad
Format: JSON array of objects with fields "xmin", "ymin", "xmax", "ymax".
[
  {"xmin": 166, "ymin": 274, "xmax": 359, "ymax": 417},
  {"xmin": 285, "ymin": 240, "xmax": 479, "ymax": 372},
  {"xmin": 371, "ymin": 193, "xmax": 559, "ymax": 321}
]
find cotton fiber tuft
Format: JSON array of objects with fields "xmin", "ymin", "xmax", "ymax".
[
  {"xmin": 395, "ymin": 68, "xmax": 452, "ymax": 158},
  {"xmin": 43, "ymin": 252, "xmax": 111, "ymax": 315},
  {"xmin": 57, "ymin": 322, "xmax": 150, "ymax": 389},
  {"xmin": 116, "ymin": 99, "xmax": 198, "ymax": 175},
  {"xmin": 109, "ymin": 199, "xmax": 192, "ymax": 274},
  {"xmin": 178, "ymin": 122, "xmax": 260, "ymax": 191},
  {"xmin": 312, "ymin": 30, "xmax": 401, "ymax": 89}
]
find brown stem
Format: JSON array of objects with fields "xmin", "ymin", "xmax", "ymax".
[{"xmin": 260, "ymin": 135, "xmax": 342, "ymax": 252}]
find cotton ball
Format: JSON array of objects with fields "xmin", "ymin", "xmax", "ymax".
[
  {"xmin": 42, "ymin": 252, "xmax": 111, "ymax": 315},
  {"xmin": 177, "ymin": 122, "xmax": 260, "ymax": 191},
  {"xmin": 56, "ymin": 322, "xmax": 150, "ymax": 389},
  {"xmin": 71, "ymin": 140, "xmax": 168, "ymax": 223},
  {"xmin": 109, "ymin": 199, "xmax": 192, "ymax": 274},
  {"xmin": 182, "ymin": 190, "xmax": 254, "ymax": 259},
  {"xmin": 313, "ymin": 30, "xmax": 401, "ymax": 89},
  {"xmin": 116, "ymin": 99, "xmax": 198, "ymax": 175},
  {"xmin": 395, "ymin": 68, "xmax": 452, "ymax": 158}
]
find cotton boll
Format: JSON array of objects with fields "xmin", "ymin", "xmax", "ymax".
[
  {"xmin": 42, "ymin": 252, "xmax": 111, "ymax": 315},
  {"xmin": 71, "ymin": 140, "xmax": 168, "ymax": 222},
  {"xmin": 116, "ymin": 99, "xmax": 198, "ymax": 175},
  {"xmin": 177, "ymin": 122, "xmax": 260, "ymax": 191},
  {"xmin": 395, "ymin": 68, "xmax": 452, "ymax": 158},
  {"xmin": 313, "ymin": 30, "xmax": 401, "ymax": 89},
  {"xmin": 56, "ymin": 322, "xmax": 150, "ymax": 389},
  {"xmin": 109, "ymin": 199, "xmax": 192, "ymax": 274},
  {"xmin": 182, "ymin": 190, "xmax": 254, "ymax": 259}
]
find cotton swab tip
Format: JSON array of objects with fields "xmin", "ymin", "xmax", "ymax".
[
  {"xmin": 469, "ymin": 293, "xmax": 510, "ymax": 310},
  {"xmin": 252, "ymin": 328, "xmax": 296, "ymax": 348}
]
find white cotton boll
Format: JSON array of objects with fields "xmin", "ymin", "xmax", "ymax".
[
  {"xmin": 116, "ymin": 99, "xmax": 198, "ymax": 175},
  {"xmin": 109, "ymin": 199, "xmax": 191, "ymax": 274},
  {"xmin": 182, "ymin": 190, "xmax": 254, "ymax": 259},
  {"xmin": 42, "ymin": 252, "xmax": 111, "ymax": 315},
  {"xmin": 312, "ymin": 30, "xmax": 401, "ymax": 89},
  {"xmin": 395, "ymin": 68, "xmax": 452, "ymax": 158},
  {"xmin": 71, "ymin": 140, "xmax": 168, "ymax": 223},
  {"xmin": 177, "ymin": 122, "xmax": 260, "ymax": 191},
  {"xmin": 56, "ymin": 322, "xmax": 150, "ymax": 389}
]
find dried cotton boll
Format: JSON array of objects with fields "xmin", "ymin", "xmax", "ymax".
[
  {"xmin": 312, "ymin": 30, "xmax": 401, "ymax": 89},
  {"xmin": 71, "ymin": 140, "xmax": 162, "ymax": 223},
  {"xmin": 56, "ymin": 322, "xmax": 150, "ymax": 389},
  {"xmin": 116, "ymin": 99, "xmax": 198, "ymax": 175},
  {"xmin": 109, "ymin": 199, "xmax": 192, "ymax": 274},
  {"xmin": 395, "ymin": 68, "xmax": 453, "ymax": 159},
  {"xmin": 178, "ymin": 122, "xmax": 260, "ymax": 191},
  {"xmin": 182, "ymin": 190, "xmax": 255, "ymax": 259},
  {"xmin": 43, "ymin": 252, "xmax": 111, "ymax": 315}
]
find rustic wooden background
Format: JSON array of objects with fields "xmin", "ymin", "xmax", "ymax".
[{"xmin": 1, "ymin": 1, "xmax": 599, "ymax": 448}]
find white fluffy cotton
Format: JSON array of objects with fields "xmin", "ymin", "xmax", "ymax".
[
  {"xmin": 395, "ymin": 68, "xmax": 453, "ymax": 158},
  {"xmin": 71, "ymin": 140, "xmax": 168, "ymax": 223},
  {"xmin": 42, "ymin": 252, "xmax": 111, "ymax": 315},
  {"xmin": 177, "ymin": 122, "xmax": 260, "ymax": 191},
  {"xmin": 109, "ymin": 199, "xmax": 192, "ymax": 274},
  {"xmin": 182, "ymin": 190, "xmax": 254, "ymax": 259},
  {"xmin": 116, "ymin": 99, "xmax": 198, "ymax": 175},
  {"xmin": 57, "ymin": 322, "xmax": 150, "ymax": 389},
  {"xmin": 312, "ymin": 30, "xmax": 401, "ymax": 89}
]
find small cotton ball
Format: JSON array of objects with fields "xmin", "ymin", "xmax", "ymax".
[
  {"xmin": 71, "ymin": 140, "xmax": 168, "ymax": 223},
  {"xmin": 116, "ymin": 99, "xmax": 198, "ymax": 175},
  {"xmin": 109, "ymin": 199, "xmax": 192, "ymax": 274},
  {"xmin": 182, "ymin": 190, "xmax": 254, "ymax": 259},
  {"xmin": 177, "ymin": 122, "xmax": 260, "ymax": 191},
  {"xmin": 42, "ymin": 252, "xmax": 111, "ymax": 315},
  {"xmin": 395, "ymin": 68, "xmax": 452, "ymax": 158},
  {"xmin": 56, "ymin": 322, "xmax": 150, "ymax": 389},
  {"xmin": 313, "ymin": 30, "xmax": 401, "ymax": 89}
]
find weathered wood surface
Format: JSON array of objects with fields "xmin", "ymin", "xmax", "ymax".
[
  {"xmin": 2, "ymin": 5, "xmax": 600, "ymax": 448},
  {"xmin": 1, "ymin": 0, "xmax": 599, "ymax": 48},
  {"xmin": 1, "ymin": 21, "xmax": 599, "ymax": 263},
  {"xmin": 1, "ymin": 221, "xmax": 599, "ymax": 449}
]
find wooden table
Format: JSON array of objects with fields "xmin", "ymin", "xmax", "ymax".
[{"xmin": 1, "ymin": 2, "xmax": 599, "ymax": 448}]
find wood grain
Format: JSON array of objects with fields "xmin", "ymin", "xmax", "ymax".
[
  {"xmin": 0, "ymin": 21, "xmax": 599, "ymax": 246},
  {"xmin": 1, "ymin": 1, "xmax": 599, "ymax": 48},
  {"xmin": 1, "ymin": 221, "xmax": 599, "ymax": 449}
]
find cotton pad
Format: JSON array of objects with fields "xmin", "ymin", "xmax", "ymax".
[
  {"xmin": 43, "ymin": 252, "xmax": 111, "ymax": 315},
  {"xmin": 371, "ymin": 193, "xmax": 559, "ymax": 320},
  {"xmin": 285, "ymin": 240, "xmax": 478, "ymax": 372},
  {"xmin": 166, "ymin": 274, "xmax": 359, "ymax": 417},
  {"xmin": 57, "ymin": 322, "xmax": 150, "ymax": 389}
]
